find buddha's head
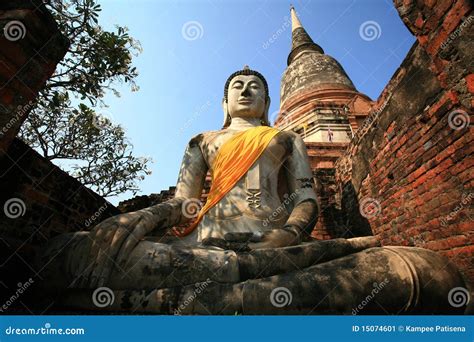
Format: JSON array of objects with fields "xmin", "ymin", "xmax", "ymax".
[{"xmin": 222, "ymin": 66, "xmax": 271, "ymax": 128}]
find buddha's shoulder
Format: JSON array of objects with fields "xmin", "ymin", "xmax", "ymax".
[
  {"xmin": 187, "ymin": 129, "xmax": 228, "ymax": 148},
  {"xmin": 187, "ymin": 129, "xmax": 301, "ymax": 148},
  {"xmin": 276, "ymin": 130, "xmax": 300, "ymax": 140},
  {"xmin": 273, "ymin": 130, "xmax": 301, "ymax": 149}
]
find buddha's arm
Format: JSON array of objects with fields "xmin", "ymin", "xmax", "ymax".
[
  {"xmin": 77, "ymin": 134, "xmax": 208, "ymax": 287},
  {"xmin": 282, "ymin": 133, "xmax": 319, "ymax": 239},
  {"xmin": 246, "ymin": 133, "xmax": 318, "ymax": 249},
  {"xmin": 146, "ymin": 133, "xmax": 208, "ymax": 226}
]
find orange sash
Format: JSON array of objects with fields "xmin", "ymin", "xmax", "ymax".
[{"xmin": 175, "ymin": 126, "xmax": 280, "ymax": 237}]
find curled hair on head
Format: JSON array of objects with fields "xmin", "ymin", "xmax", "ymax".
[{"xmin": 223, "ymin": 65, "xmax": 269, "ymax": 102}]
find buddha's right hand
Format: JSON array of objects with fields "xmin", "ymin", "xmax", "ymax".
[{"xmin": 73, "ymin": 209, "xmax": 161, "ymax": 288}]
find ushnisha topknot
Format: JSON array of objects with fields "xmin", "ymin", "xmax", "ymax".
[{"xmin": 223, "ymin": 65, "xmax": 269, "ymax": 101}]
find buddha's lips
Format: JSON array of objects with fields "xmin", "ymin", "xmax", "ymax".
[{"xmin": 238, "ymin": 99, "xmax": 253, "ymax": 104}]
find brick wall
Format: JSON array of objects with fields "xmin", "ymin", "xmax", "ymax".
[
  {"xmin": 0, "ymin": 139, "xmax": 120, "ymax": 298},
  {"xmin": 0, "ymin": 1, "xmax": 120, "ymax": 310},
  {"xmin": 0, "ymin": 0, "xmax": 68, "ymax": 154},
  {"xmin": 335, "ymin": 0, "xmax": 473, "ymax": 287}
]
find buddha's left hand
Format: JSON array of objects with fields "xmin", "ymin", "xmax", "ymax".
[
  {"xmin": 202, "ymin": 227, "xmax": 300, "ymax": 251},
  {"xmin": 247, "ymin": 227, "xmax": 301, "ymax": 249}
]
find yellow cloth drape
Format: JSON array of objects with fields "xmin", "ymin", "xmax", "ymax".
[{"xmin": 175, "ymin": 125, "xmax": 281, "ymax": 237}]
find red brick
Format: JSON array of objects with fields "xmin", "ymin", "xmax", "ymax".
[
  {"xmin": 415, "ymin": 13, "xmax": 425, "ymax": 29},
  {"xmin": 425, "ymin": 0, "xmax": 437, "ymax": 9},
  {"xmin": 443, "ymin": 244, "xmax": 474, "ymax": 257},
  {"xmin": 424, "ymin": 239, "xmax": 450, "ymax": 251},
  {"xmin": 466, "ymin": 74, "xmax": 474, "ymax": 94},
  {"xmin": 447, "ymin": 235, "xmax": 469, "ymax": 248},
  {"xmin": 442, "ymin": 0, "xmax": 472, "ymax": 35},
  {"xmin": 433, "ymin": 0, "xmax": 456, "ymax": 22}
]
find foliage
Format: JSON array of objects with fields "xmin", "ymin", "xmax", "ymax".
[{"xmin": 20, "ymin": 0, "xmax": 151, "ymax": 197}]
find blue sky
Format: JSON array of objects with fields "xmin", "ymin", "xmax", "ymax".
[{"xmin": 95, "ymin": 0, "xmax": 415, "ymax": 205}]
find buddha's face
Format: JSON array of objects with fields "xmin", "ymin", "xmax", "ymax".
[{"xmin": 226, "ymin": 75, "xmax": 267, "ymax": 120}]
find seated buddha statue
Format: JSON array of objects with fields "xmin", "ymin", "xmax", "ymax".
[{"xmin": 40, "ymin": 66, "xmax": 466, "ymax": 315}]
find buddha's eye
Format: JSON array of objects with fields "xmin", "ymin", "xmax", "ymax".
[
  {"xmin": 232, "ymin": 82, "xmax": 243, "ymax": 89},
  {"xmin": 249, "ymin": 82, "xmax": 260, "ymax": 89}
]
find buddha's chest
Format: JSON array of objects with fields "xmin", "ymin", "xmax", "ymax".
[
  {"xmin": 201, "ymin": 131, "xmax": 291, "ymax": 171},
  {"xmin": 199, "ymin": 130, "xmax": 293, "ymax": 219}
]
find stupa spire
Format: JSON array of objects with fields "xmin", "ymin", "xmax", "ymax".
[
  {"xmin": 287, "ymin": 5, "xmax": 324, "ymax": 65},
  {"xmin": 290, "ymin": 5, "xmax": 302, "ymax": 31}
]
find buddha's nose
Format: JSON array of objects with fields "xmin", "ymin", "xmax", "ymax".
[{"xmin": 241, "ymin": 86, "xmax": 251, "ymax": 98}]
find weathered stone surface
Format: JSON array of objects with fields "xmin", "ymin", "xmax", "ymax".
[
  {"xmin": 281, "ymin": 53, "xmax": 356, "ymax": 108},
  {"xmin": 335, "ymin": 0, "xmax": 473, "ymax": 290},
  {"xmin": 55, "ymin": 245, "xmax": 466, "ymax": 315}
]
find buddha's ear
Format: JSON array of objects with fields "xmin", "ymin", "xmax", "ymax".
[
  {"xmin": 262, "ymin": 96, "xmax": 271, "ymax": 126},
  {"xmin": 222, "ymin": 98, "xmax": 231, "ymax": 128}
]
